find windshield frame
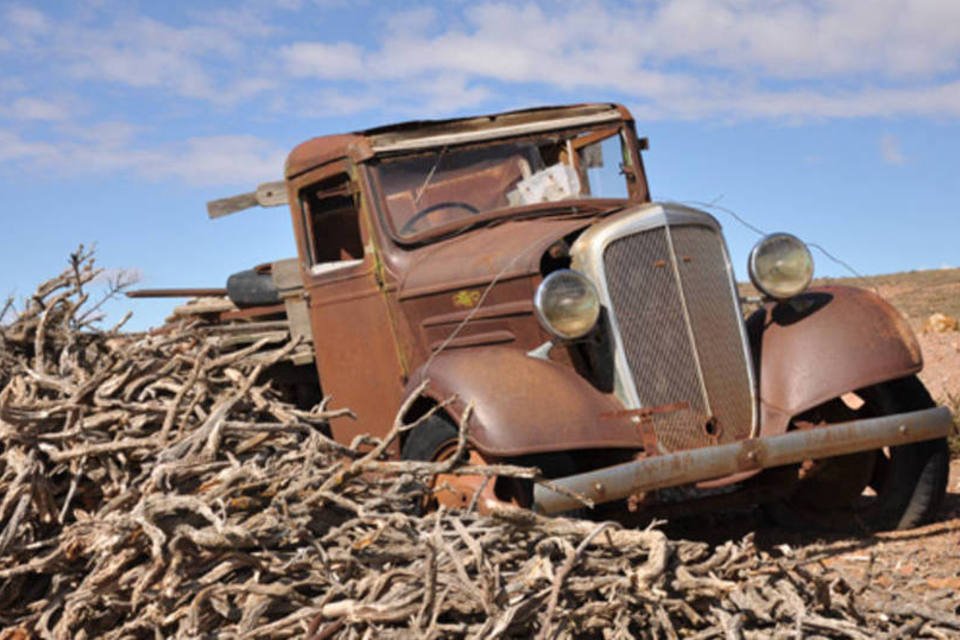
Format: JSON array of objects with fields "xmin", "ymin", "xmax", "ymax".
[{"xmin": 365, "ymin": 122, "xmax": 643, "ymax": 246}]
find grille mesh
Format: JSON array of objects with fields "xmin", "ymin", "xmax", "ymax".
[
  {"xmin": 603, "ymin": 224, "xmax": 753, "ymax": 451},
  {"xmin": 671, "ymin": 226, "xmax": 755, "ymax": 443}
]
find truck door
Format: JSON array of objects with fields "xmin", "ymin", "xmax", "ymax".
[{"xmin": 293, "ymin": 164, "xmax": 406, "ymax": 444}]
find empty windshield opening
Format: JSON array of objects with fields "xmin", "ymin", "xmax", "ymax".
[{"xmin": 372, "ymin": 127, "xmax": 632, "ymax": 239}]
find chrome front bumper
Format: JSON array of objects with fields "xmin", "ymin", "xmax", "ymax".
[{"xmin": 533, "ymin": 406, "xmax": 954, "ymax": 515}]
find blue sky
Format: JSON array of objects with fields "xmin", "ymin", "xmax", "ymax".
[{"xmin": 2, "ymin": 1, "xmax": 958, "ymax": 329}]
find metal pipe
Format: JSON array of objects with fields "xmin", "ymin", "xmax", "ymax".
[
  {"xmin": 126, "ymin": 288, "xmax": 227, "ymax": 299},
  {"xmin": 533, "ymin": 406, "xmax": 953, "ymax": 514}
]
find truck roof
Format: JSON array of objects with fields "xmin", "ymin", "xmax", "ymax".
[{"xmin": 285, "ymin": 102, "xmax": 633, "ymax": 179}]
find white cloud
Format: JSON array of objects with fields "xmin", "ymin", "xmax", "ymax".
[
  {"xmin": 144, "ymin": 135, "xmax": 287, "ymax": 185},
  {"xmin": 277, "ymin": 1, "xmax": 960, "ymax": 121},
  {"xmin": 294, "ymin": 89, "xmax": 382, "ymax": 118},
  {"xmin": 191, "ymin": 6, "xmax": 281, "ymax": 39},
  {"xmin": 65, "ymin": 121, "xmax": 141, "ymax": 147},
  {"xmin": 879, "ymin": 133, "xmax": 906, "ymax": 165},
  {"xmin": 3, "ymin": 9, "xmax": 276, "ymax": 106},
  {"xmin": 2, "ymin": 0, "xmax": 960, "ymax": 190},
  {"xmin": 64, "ymin": 17, "xmax": 236, "ymax": 101},
  {"xmin": 2, "ymin": 5, "xmax": 52, "ymax": 50},
  {"xmin": 682, "ymin": 81, "xmax": 960, "ymax": 120},
  {"xmin": 0, "ymin": 127, "xmax": 285, "ymax": 187},
  {"xmin": 5, "ymin": 6, "xmax": 48, "ymax": 33},
  {"xmin": 0, "ymin": 129, "xmax": 58, "ymax": 163},
  {"xmin": 634, "ymin": 0, "xmax": 960, "ymax": 78},
  {"xmin": 404, "ymin": 74, "xmax": 492, "ymax": 114},
  {"xmin": 5, "ymin": 96, "xmax": 71, "ymax": 121},
  {"xmin": 281, "ymin": 42, "xmax": 366, "ymax": 79},
  {"xmin": 7, "ymin": 2, "xmax": 960, "ymax": 123},
  {"xmin": 383, "ymin": 6, "xmax": 436, "ymax": 35}
]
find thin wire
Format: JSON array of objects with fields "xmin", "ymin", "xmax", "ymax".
[
  {"xmin": 682, "ymin": 199, "xmax": 767, "ymax": 237},
  {"xmin": 806, "ymin": 243, "xmax": 868, "ymax": 281},
  {"xmin": 422, "ymin": 246, "xmax": 536, "ymax": 375},
  {"xmin": 427, "ymin": 196, "xmax": 878, "ymax": 380},
  {"xmin": 682, "ymin": 198, "xmax": 870, "ymax": 283}
]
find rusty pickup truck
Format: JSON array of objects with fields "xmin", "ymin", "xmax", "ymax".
[{"xmin": 154, "ymin": 103, "xmax": 952, "ymax": 531}]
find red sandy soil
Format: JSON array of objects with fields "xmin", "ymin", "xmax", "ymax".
[{"xmin": 755, "ymin": 269, "xmax": 960, "ymax": 617}]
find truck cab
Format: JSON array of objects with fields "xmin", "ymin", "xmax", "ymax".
[{"xmin": 282, "ymin": 104, "xmax": 649, "ymax": 446}]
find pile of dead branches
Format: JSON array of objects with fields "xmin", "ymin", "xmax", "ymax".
[{"xmin": 1, "ymin": 250, "xmax": 958, "ymax": 638}]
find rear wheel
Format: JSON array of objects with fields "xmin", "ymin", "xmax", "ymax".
[{"xmin": 763, "ymin": 376, "xmax": 949, "ymax": 532}]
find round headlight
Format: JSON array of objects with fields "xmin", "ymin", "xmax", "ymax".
[
  {"xmin": 534, "ymin": 269, "xmax": 601, "ymax": 340},
  {"xmin": 748, "ymin": 233, "xmax": 814, "ymax": 299}
]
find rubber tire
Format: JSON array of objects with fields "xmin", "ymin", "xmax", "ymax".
[
  {"xmin": 400, "ymin": 416, "xmax": 589, "ymax": 516},
  {"xmin": 226, "ymin": 269, "xmax": 280, "ymax": 308},
  {"xmin": 401, "ymin": 414, "xmax": 460, "ymax": 462},
  {"xmin": 764, "ymin": 376, "xmax": 949, "ymax": 532}
]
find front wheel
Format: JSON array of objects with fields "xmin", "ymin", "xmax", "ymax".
[
  {"xmin": 763, "ymin": 376, "xmax": 950, "ymax": 532},
  {"xmin": 402, "ymin": 414, "xmax": 510, "ymax": 512},
  {"xmin": 400, "ymin": 415, "xmax": 586, "ymax": 514}
]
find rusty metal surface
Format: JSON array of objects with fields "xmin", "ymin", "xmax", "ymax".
[
  {"xmin": 281, "ymin": 105, "xmax": 652, "ymax": 456},
  {"xmin": 286, "ymin": 104, "xmax": 631, "ymax": 180},
  {"xmin": 406, "ymin": 278, "xmax": 544, "ymax": 367},
  {"xmin": 369, "ymin": 105, "xmax": 623, "ymax": 154},
  {"xmin": 398, "ymin": 218, "xmax": 591, "ymax": 299},
  {"xmin": 748, "ymin": 285, "xmax": 923, "ymax": 437},
  {"xmin": 285, "ymin": 133, "xmax": 368, "ymax": 179},
  {"xmin": 406, "ymin": 346, "xmax": 645, "ymax": 457},
  {"xmin": 393, "ymin": 219, "xmax": 599, "ymax": 371},
  {"xmin": 305, "ymin": 270, "xmax": 407, "ymax": 444},
  {"xmin": 219, "ymin": 98, "xmax": 943, "ymax": 527},
  {"xmin": 187, "ymin": 98, "xmax": 958, "ymax": 532},
  {"xmin": 533, "ymin": 406, "xmax": 952, "ymax": 514},
  {"xmin": 274, "ymin": 159, "xmax": 409, "ymax": 446},
  {"xmin": 432, "ymin": 451, "xmax": 516, "ymax": 514}
]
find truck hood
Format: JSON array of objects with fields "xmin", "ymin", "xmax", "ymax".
[{"xmin": 398, "ymin": 216, "xmax": 595, "ymax": 299}]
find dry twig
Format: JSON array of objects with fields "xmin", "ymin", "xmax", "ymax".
[{"xmin": 0, "ymin": 250, "xmax": 956, "ymax": 638}]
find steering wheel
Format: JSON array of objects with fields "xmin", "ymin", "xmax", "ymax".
[{"xmin": 400, "ymin": 201, "xmax": 479, "ymax": 235}]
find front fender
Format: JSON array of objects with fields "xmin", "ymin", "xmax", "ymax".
[
  {"xmin": 748, "ymin": 285, "xmax": 922, "ymax": 436},
  {"xmin": 404, "ymin": 347, "xmax": 645, "ymax": 457}
]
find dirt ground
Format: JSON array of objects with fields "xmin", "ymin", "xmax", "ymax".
[
  {"xmin": 729, "ymin": 269, "xmax": 960, "ymax": 622},
  {"xmin": 829, "ymin": 271, "xmax": 960, "ymax": 618},
  {"xmin": 655, "ymin": 456, "xmax": 960, "ymax": 627},
  {"xmin": 801, "ymin": 459, "xmax": 960, "ymax": 614}
]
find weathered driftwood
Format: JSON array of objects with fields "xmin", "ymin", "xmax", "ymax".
[{"xmin": 1, "ymin": 249, "xmax": 958, "ymax": 638}]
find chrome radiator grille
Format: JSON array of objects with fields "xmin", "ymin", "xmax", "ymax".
[{"xmin": 603, "ymin": 222, "xmax": 755, "ymax": 452}]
